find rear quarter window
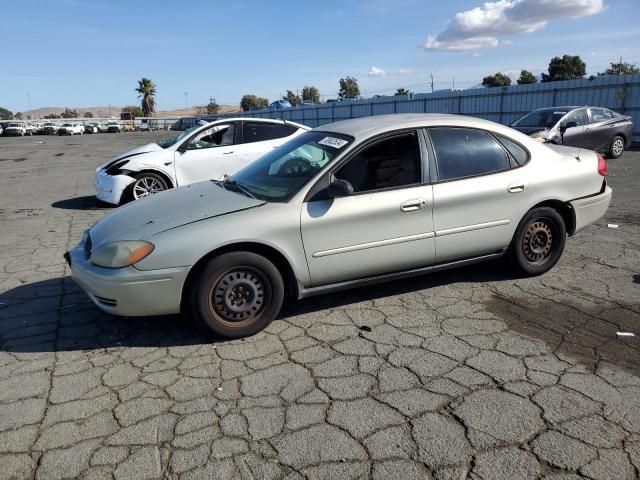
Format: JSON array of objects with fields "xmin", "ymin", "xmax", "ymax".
[
  {"xmin": 242, "ymin": 122, "xmax": 298, "ymax": 143},
  {"xmin": 497, "ymin": 135, "xmax": 530, "ymax": 166}
]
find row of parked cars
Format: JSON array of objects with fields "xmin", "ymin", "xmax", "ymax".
[
  {"xmin": 63, "ymin": 105, "xmax": 631, "ymax": 339},
  {"xmin": 0, "ymin": 121, "xmax": 125, "ymax": 136}
]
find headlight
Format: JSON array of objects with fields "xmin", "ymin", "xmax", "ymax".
[{"xmin": 90, "ymin": 240, "xmax": 154, "ymax": 268}]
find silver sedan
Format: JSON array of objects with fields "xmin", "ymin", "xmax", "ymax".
[{"xmin": 66, "ymin": 114, "xmax": 612, "ymax": 338}]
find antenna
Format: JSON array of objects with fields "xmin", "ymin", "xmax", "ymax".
[{"xmin": 576, "ymin": 122, "xmax": 586, "ymax": 160}]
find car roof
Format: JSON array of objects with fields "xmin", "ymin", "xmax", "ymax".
[
  {"xmin": 315, "ymin": 113, "xmax": 519, "ymax": 141},
  {"xmin": 210, "ymin": 117, "xmax": 309, "ymax": 130}
]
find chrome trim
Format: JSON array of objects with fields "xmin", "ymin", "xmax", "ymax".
[
  {"xmin": 436, "ymin": 219, "xmax": 510, "ymax": 237},
  {"xmin": 312, "ymin": 232, "xmax": 435, "ymax": 258},
  {"xmin": 298, "ymin": 250, "xmax": 506, "ymax": 299}
]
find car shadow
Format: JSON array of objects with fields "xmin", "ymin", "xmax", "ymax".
[
  {"xmin": 51, "ymin": 196, "xmax": 113, "ymax": 210},
  {"xmin": 0, "ymin": 262, "xmax": 512, "ymax": 354}
]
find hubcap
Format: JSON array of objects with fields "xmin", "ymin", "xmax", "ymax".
[
  {"xmin": 210, "ymin": 268, "xmax": 269, "ymax": 325},
  {"xmin": 612, "ymin": 138, "xmax": 624, "ymax": 156},
  {"xmin": 522, "ymin": 220, "xmax": 553, "ymax": 264},
  {"xmin": 133, "ymin": 177, "xmax": 164, "ymax": 199}
]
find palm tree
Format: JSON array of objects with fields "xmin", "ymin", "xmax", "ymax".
[
  {"xmin": 395, "ymin": 88, "xmax": 411, "ymax": 96},
  {"xmin": 135, "ymin": 78, "xmax": 157, "ymax": 116}
]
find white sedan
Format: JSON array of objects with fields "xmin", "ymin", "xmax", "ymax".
[
  {"xmin": 58, "ymin": 123, "xmax": 84, "ymax": 135},
  {"xmin": 95, "ymin": 118, "xmax": 309, "ymax": 205}
]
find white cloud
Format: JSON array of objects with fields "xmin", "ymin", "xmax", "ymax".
[
  {"xmin": 425, "ymin": 0, "xmax": 605, "ymax": 51},
  {"xmin": 395, "ymin": 68, "xmax": 413, "ymax": 75},
  {"xmin": 368, "ymin": 66, "xmax": 387, "ymax": 77}
]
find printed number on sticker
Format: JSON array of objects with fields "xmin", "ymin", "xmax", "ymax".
[{"xmin": 318, "ymin": 137, "xmax": 348, "ymax": 149}]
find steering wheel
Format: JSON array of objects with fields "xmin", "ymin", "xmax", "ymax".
[{"xmin": 277, "ymin": 157, "xmax": 313, "ymax": 176}]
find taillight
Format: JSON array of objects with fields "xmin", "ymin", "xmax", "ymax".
[{"xmin": 597, "ymin": 154, "xmax": 607, "ymax": 176}]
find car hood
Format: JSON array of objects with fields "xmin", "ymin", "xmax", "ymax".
[
  {"xmin": 89, "ymin": 181, "xmax": 265, "ymax": 249},
  {"xmin": 98, "ymin": 143, "xmax": 164, "ymax": 170}
]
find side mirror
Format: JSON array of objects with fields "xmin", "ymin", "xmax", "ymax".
[
  {"xmin": 565, "ymin": 121, "xmax": 578, "ymax": 129},
  {"xmin": 326, "ymin": 179, "xmax": 354, "ymax": 198}
]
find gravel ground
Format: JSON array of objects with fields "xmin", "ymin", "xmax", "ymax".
[{"xmin": 0, "ymin": 132, "xmax": 639, "ymax": 480}]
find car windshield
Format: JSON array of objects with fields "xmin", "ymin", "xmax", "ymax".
[
  {"xmin": 62, "ymin": 123, "xmax": 72, "ymax": 127},
  {"xmin": 8, "ymin": 123, "xmax": 21, "ymax": 127},
  {"xmin": 156, "ymin": 126, "xmax": 200, "ymax": 148},
  {"xmin": 511, "ymin": 108, "xmax": 571, "ymax": 128},
  {"xmin": 229, "ymin": 131, "xmax": 353, "ymax": 202}
]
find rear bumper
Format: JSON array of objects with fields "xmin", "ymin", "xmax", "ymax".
[
  {"xmin": 66, "ymin": 244, "xmax": 189, "ymax": 317},
  {"xmin": 570, "ymin": 185, "xmax": 612, "ymax": 234}
]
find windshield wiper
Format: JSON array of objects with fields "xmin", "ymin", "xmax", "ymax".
[{"xmin": 213, "ymin": 177, "xmax": 256, "ymax": 199}]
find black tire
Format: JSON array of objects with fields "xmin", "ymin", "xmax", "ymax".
[
  {"xmin": 607, "ymin": 135, "xmax": 625, "ymax": 159},
  {"xmin": 509, "ymin": 207, "xmax": 566, "ymax": 276},
  {"xmin": 130, "ymin": 172, "xmax": 168, "ymax": 201},
  {"xmin": 190, "ymin": 252, "xmax": 284, "ymax": 339}
]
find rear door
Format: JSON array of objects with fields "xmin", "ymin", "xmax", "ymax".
[
  {"xmin": 587, "ymin": 107, "xmax": 616, "ymax": 151},
  {"xmin": 428, "ymin": 127, "xmax": 533, "ymax": 263},
  {"xmin": 236, "ymin": 121, "xmax": 301, "ymax": 169},
  {"xmin": 300, "ymin": 130, "xmax": 435, "ymax": 285},
  {"xmin": 174, "ymin": 122, "xmax": 238, "ymax": 185}
]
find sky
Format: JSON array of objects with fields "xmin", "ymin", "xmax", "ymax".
[{"xmin": 1, "ymin": 0, "xmax": 639, "ymax": 112}]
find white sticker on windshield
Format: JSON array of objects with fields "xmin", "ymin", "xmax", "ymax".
[{"xmin": 318, "ymin": 136, "xmax": 348, "ymax": 149}]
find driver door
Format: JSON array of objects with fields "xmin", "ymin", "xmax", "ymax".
[
  {"xmin": 560, "ymin": 108, "xmax": 589, "ymax": 148},
  {"xmin": 174, "ymin": 123, "xmax": 239, "ymax": 185}
]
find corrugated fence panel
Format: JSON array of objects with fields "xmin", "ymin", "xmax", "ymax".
[{"xmin": 216, "ymin": 74, "xmax": 639, "ymax": 138}]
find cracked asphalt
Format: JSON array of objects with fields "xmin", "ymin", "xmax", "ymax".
[{"xmin": 0, "ymin": 131, "xmax": 639, "ymax": 480}]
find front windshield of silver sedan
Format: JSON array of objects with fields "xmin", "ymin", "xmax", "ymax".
[{"xmin": 228, "ymin": 131, "xmax": 353, "ymax": 202}]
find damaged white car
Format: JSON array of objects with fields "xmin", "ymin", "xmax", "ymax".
[{"xmin": 95, "ymin": 118, "xmax": 308, "ymax": 205}]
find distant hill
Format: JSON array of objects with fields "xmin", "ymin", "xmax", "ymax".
[{"xmin": 21, "ymin": 105, "xmax": 240, "ymax": 119}]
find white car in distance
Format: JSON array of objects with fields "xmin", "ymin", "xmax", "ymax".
[
  {"xmin": 4, "ymin": 122, "xmax": 30, "ymax": 136},
  {"xmin": 58, "ymin": 123, "xmax": 84, "ymax": 135},
  {"xmin": 95, "ymin": 118, "xmax": 309, "ymax": 205}
]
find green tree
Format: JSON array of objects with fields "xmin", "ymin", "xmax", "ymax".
[
  {"xmin": 517, "ymin": 70, "xmax": 537, "ymax": 85},
  {"xmin": 301, "ymin": 86, "xmax": 320, "ymax": 103},
  {"xmin": 599, "ymin": 61, "xmax": 639, "ymax": 75},
  {"xmin": 338, "ymin": 76, "xmax": 360, "ymax": 98},
  {"xmin": 83, "ymin": 112, "xmax": 94, "ymax": 118},
  {"xmin": 44, "ymin": 113, "xmax": 61, "ymax": 119},
  {"xmin": 135, "ymin": 77, "xmax": 157, "ymax": 116},
  {"xmin": 541, "ymin": 55, "xmax": 586, "ymax": 82},
  {"xmin": 283, "ymin": 90, "xmax": 302, "ymax": 106},
  {"xmin": 395, "ymin": 88, "xmax": 411, "ymax": 96},
  {"xmin": 206, "ymin": 98, "xmax": 220, "ymax": 114},
  {"xmin": 240, "ymin": 94, "xmax": 268, "ymax": 111},
  {"xmin": 14, "ymin": 112, "xmax": 23, "ymax": 120},
  {"xmin": 122, "ymin": 105, "xmax": 144, "ymax": 117},
  {"xmin": 0, "ymin": 107, "xmax": 13, "ymax": 120},
  {"xmin": 482, "ymin": 72, "xmax": 512, "ymax": 87},
  {"xmin": 60, "ymin": 108, "xmax": 78, "ymax": 118}
]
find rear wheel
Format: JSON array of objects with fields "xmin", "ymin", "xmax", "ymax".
[
  {"xmin": 190, "ymin": 252, "xmax": 284, "ymax": 338},
  {"xmin": 509, "ymin": 207, "xmax": 566, "ymax": 276},
  {"xmin": 131, "ymin": 172, "xmax": 168, "ymax": 200},
  {"xmin": 608, "ymin": 135, "xmax": 625, "ymax": 159}
]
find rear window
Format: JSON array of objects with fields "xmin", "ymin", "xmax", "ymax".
[
  {"xmin": 242, "ymin": 122, "xmax": 298, "ymax": 144},
  {"xmin": 497, "ymin": 135, "xmax": 529, "ymax": 166}
]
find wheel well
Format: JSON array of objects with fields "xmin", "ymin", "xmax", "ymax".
[
  {"xmin": 613, "ymin": 132, "xmax": 627, "ymax": 145},
  {"xmin": 531, "ymin": 200, "xmax": 576, "ymax": 236},
  {"xmin": 180, "ymin": 242, "xmax": 299, "ymax": 312},
  {"xmin": 131, "ymin": 169, "xmax": 174, "ymax": 188}
]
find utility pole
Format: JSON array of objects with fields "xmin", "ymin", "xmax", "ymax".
[
  {"xmin": 430, "ymin": 72, "xmax": 434, "ymax": 92},
  {"xmin": 452, "ymin": 77, "xmax": 455, "ymax": 90},
  {"xmin": 27, "ymin": 92, "xmax": 32, "ymax": 114},
  {"xmin": 184, "ymin": 92, "xmax": 188, "ymax": 110}
]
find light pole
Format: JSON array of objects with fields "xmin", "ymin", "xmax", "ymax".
[{"xmin": 184, "ymin": 92, "xmax": 188, "ymax": 110}]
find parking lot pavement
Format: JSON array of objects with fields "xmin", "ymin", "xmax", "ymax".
[{"xmin": 0, "ymin": 132, "xmax": 638, "ymax": 480}]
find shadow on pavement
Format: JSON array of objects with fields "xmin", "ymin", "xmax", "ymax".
[{"xmin": 51, "ymin": 196, "xmax": 113, "ymax": 210}]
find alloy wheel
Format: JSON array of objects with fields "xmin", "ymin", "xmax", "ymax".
[{"xmin": 132, "ymin": 176, "xmax": 165, "ymax": 199}]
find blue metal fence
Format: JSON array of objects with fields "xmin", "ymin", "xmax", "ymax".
[{"xmin": 218, "ymin": 73, "xmax": 640, "ymax": 140}]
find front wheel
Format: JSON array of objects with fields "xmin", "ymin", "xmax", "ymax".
[
  {"xmin": 607, "ymin": 135, "xmax": 625, "ymax": 159},
  {"xmin": 131, "ymin": 172, "xmax": 168, "ymax": 200},
  {"xmin": 190, "ymin": 252, "xmax": 284, "ymax": 338},
  {"xmin": 509, "ymin": 207, "xmax": 566, "ymax": 276}
]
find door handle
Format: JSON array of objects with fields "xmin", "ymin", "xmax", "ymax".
[
  {"xmin": 222, "ymin": 151, "xmax": 234, "ymax": 155},
  {"xmin": 400, "ymin": 198, "xmax": 427, "ymax": 212},
  {"xmin": 508, "ymin": 182, "xmax": 527, "ymax": 193}
]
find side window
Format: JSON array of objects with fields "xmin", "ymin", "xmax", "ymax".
[
  {"xmin": 590, "ymin": 108, "xmax": 612, "ymax": 123},
  {"xmin": 336, "ymin": 132, "xmax": 421, "ymax": 193},
  {"xmin": 497, "ymin": 135, "xmax": 529, "ymax": 166},
  {"xmin": 564, "ymin": 109, "xmax": 588, "ymax": 127},
  {"xmin": 187, "ymin": 124, "xmax": 235, "ymax": 150},
  {"xmin": 430, "ymin": 128, "xmax": 510, "ymax": 181},
  {"xmin": 242, "ymin": 122, "xmax": 298, "ymax": 143}
]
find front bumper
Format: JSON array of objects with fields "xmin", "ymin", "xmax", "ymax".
[
  {"xmin": 95, "ymin": 169, "xmax": 135, "ymax": 205},
  {"xmin": 570, "ymin": 184, "xmax": 613, "ymax": 234},
  {"xmin": 66, "ymin": 242, "xmax": 189, "ymax": 317}
]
